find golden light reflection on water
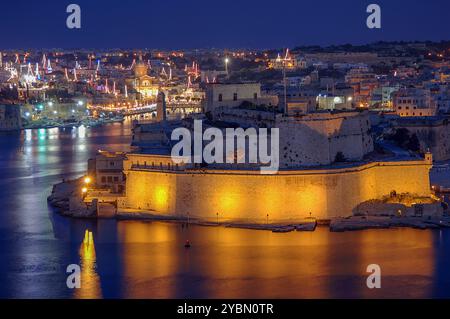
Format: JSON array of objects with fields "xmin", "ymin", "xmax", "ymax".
[
  {"xmin": 116, "ymin": 222, "xmax": 436, "ymax": 298},
  {"xmin": 74, "ymin": 231, "xmax": 103, "ymax": 299},
  {"xmin": 356, "ymin": 229, "xmax": 435, "ymax": 298},
  {"xmin": 117, "ymin": 222, "xmax": 180, "ymax": 298}
]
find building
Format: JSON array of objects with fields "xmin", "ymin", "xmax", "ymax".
[
  {"xmin": 345, "ymin": 67, "xmax": 379, "ymax": 107},
  {"xmin": 285, "ymin": 88, "xmax": 318, "ymax": 116},
  {"xmin": 131, "ymin": 56, "xmax": 159, "ymax": 99},
  {"xmin": 87, "ymin": 151, "xmax": 127, "ymax": 193},
  {"xmin": 0, "ymin": 104, "xmax": 22, "ymax": 131},
  {"xmin": 370, "ymin": 86, "xmax": 399, "ymax": 110},
  {"xmin": 268, "ymin": 50, "xmax": 306, "ymax": 70},
  {"xmin": 205, "ymin": 83, "xmax": 278, "ymax": 113},
  {"xmin": 393, "ymin": 88, "xmax": 437, "ymax": 117},
  {"xmin": 317, "ymin": 94, "xmax": 353, "ymax": 111}
]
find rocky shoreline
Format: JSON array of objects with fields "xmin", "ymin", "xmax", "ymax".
[{"xmin": 47, "ymin": 177, "xmax": 97, "ymax": 218}]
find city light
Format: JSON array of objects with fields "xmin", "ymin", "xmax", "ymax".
[
  {"xmin": 81, "ymin": 187, "xmax": 88, "ymax": 194},
  {"xmin": 84, "ymin": 176, "xmax": 92, "ymax": 184}
]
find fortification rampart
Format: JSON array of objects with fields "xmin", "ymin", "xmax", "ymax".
[{"xmin": 118, "ymin": 154, "xmax": 432, "ymax": 222}]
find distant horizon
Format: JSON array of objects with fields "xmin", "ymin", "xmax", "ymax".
[{"xmin": 1, "ymin": 39, "xmax": 450, "ymax": 52}]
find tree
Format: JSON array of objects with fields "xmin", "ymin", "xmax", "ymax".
[
  {"xmin": 407, "ymin": 133, "xmax": 420, "ymax": 152},
  {"xmin": 334, "ymin": 152, "xmax": 346, "ymax": 163},
  {"xmin": 391, "ymin": 128, "xmax": 410, "ymax": 147}
]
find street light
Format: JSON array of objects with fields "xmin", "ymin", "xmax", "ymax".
[
  {"xmin": 81, "ymin": 187, "xmax": 88, "ymax": 194},
  {"xmin": 84, "ymin": 176, "xmax": 92, "ymax": 184},
  {"xmin": 225, "ymin": 57, "xmax": 229, "ymax": 75}
]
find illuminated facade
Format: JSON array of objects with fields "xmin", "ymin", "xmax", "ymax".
[
  {"xmin": 133, "ymin": 57, "xmax": 158, "ymax": 99},
  {"xmin": 268, "ymin": 49, "xmax": 306, "ymax": 70},
  {"xmin": 118, "ymin": 153, "xmax": 433, "ymax": 222}
]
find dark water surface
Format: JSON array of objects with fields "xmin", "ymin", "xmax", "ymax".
[{"xmin": 1, "ymin": 122, "xmax": 450, "ymax": 298}]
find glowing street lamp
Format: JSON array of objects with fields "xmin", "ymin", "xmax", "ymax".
[
  {"xmin": 84, "ymin": 176, "xmax": 92, "ymax": 184},
  {"xmin": 225, "ymin": 57, "xmax": 229, "ymax": 75},
  {"xmin": 48, "ymin": 101, "xmax": 54, "ymax": 107}
]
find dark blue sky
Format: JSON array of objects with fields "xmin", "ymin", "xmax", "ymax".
[{"xmin": 0, "ymin": 0, "xmax": 449, "ymax": 49}]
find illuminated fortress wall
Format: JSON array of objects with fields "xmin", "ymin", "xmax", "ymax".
[{"xmin": 119, "ymin": 154, "xmax": 432, "ymax": 222}]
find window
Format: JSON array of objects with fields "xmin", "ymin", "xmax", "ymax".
[
  {"xmin": 113, "ymin": 176, "xmax": 119, "ymax": 182},
  {"xmin": 218, "ymin": 94, "xmax": 222, "ymax": 102},
  {"xmin": 107, "ymin": 176, "xmax": 113, "ymax": 183},
  {"xmin": 254, "ymin": 93, "xmax": 258, "ymax": 100},
  {"xmin": 233, "ymin": 93, "xmax": 238, "ymax": 101},
  {"xmin": 110, "ymin": 161, "xmax": 115, "ymax": 167},
  {"xmin": 101, "ymin": 177, "xmax": 106, "ymax": 183}
]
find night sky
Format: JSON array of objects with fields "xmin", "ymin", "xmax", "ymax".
[{"xmin": 1, "ymin": 0, "xmax": 449, "ymax": 49}]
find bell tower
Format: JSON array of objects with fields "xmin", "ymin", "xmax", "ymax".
[{"xmin": 156, "ymin": 91, "xmax": 167, "ymax": 122}]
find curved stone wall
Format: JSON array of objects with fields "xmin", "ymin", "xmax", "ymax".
[{"xmin": 119, "ymin": 158, "xmax": 432, "ymax": 222}]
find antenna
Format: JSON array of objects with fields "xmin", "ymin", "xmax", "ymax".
[{"xmin": 283, "ymin": 48, "xmax": 288, "ymax": 115}]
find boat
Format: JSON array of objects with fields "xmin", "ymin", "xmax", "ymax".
[{"xmin": 60, "ymin": 118, "xmax": 81, "ymax": 128}]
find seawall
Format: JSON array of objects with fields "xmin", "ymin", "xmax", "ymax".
[{"xmin": 118, "ymin": 154, "xmax": 432, "ymax": 222}]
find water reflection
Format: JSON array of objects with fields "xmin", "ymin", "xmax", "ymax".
[
  {"xmin": 109, "ymin": 221, "xmax": 439, "ymax": 298},
  {"xmin": 74, "ymin": 231, "xmax": 102, "ymax": 299}
]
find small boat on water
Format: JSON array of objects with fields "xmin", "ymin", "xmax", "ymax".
[
  {"xmin": 60, "ymin": 118, "xmax": 81, "ymax": 128},
  {"xmin": 82, "ymin": 118, "xmax": 105, "ymax": 128}
]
